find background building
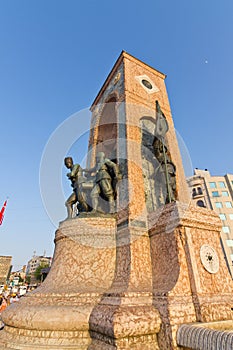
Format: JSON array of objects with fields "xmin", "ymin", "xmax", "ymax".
[
  {"xmin": 0, "ymin": 255, "xmax": 12, "ymax": 284},
  {"xmin": 26, "ymin": 253, "xmax": 52, "ymax": 284},
  {"xmin": 187, "ymin": 169, "xmax": 233, "ymax": 277},
  {"xmin": 9, "ymin": 265, "xmax": 27, "ymax": 285}
]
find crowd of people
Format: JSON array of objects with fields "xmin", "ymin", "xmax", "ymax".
[
  {"xmin": 0, "ymin": 285, "xmax": 37, "ymax": 330},
  {"xmin": 0, "ymin": 295, "xmax": 7, "ymax": 329},
  {"xmin": 0, "ymin": 291, "xmax": 21, "ymax": 330}
]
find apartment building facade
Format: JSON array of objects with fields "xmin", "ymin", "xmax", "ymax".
[
  {"xmin": 0, "ymin": 256, "xmax": 12, "ymax": 284},
  {"xmin": 26, "ymin": 254, "xmax": 52, "ymax": 283},
  {"xmin": 187, "ymin": 169, "xmax": 233, "ymax": 277}
]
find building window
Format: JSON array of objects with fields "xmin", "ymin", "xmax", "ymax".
[
  {"xmin": 226, "ymin": 240, "xmax": 233, "ymax": 247},
  {"xmin": 192, "ymin": 188, "xmax": 197, "ymax": 197},
  {"xmin": 222, "ymin": 191, "xmax": 229, "ymax": 197},
  {"xmin": 215, "ymin": 202, "xmax": 223, "ymax": 208},
  {"xmin": 218, "ymin": 181, "xmax": 226, "ymax": 188},
  {"xmin": 196, "ymin": 200, "xmax": 205, "ymax": 208},
  {"xmin": 209, "ymin": 182, "xmax": 216, "ymax": 188},
  {"xmin": 226, "ymin": 202, "xmax": 233, "ymax": 208},
  {"xmin": 223, "ymin": 226, "xmax": 230, "ymax": 233},
  {"xmin": 212, "ymin": 191, "xmax": 220, "ymax": 197},
  {"xmin": 219, "ymin": 213, "xmax": 226, "ymax": 221},
  {"xmin": 229, "ymin": 214, "xmax": 233, "ymax": 220},
  {"xmin": 197, "ymin": 187, "xmax": 203, "ymax": 195}
]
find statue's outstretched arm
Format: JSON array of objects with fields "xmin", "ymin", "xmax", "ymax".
[{"xmin": 70, "ymin": 164, "xmax": 80, "ymax": 177}]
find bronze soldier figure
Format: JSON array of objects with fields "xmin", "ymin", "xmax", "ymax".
[
  {"xmin": 64, "ymin": 157, "xmax": 88, "ymax": 218},
  {"xmin": 85, "ymin": 152, "xmax": 120, "ymax": 213}
]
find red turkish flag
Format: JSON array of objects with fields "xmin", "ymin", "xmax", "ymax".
[{"xmin": 0, "ymin": 200, "xmax": 7, "ymax": 225}]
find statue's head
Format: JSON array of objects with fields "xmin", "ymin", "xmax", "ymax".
[
  {"xmin": 64, "ymin": 157, "xmax": 73, "ymax": 169},
  {"xmin": 96, "ymin": 152, "xmax": 105, "ymax": 163}
]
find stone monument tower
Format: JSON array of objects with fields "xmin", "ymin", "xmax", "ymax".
[
  {"xmin": 85, "ymin": 51, "xmax": 233, "ymax": 349},
  {"xmin": 1, "ymin": 52, "xmax": 233, "ymax": 350}
]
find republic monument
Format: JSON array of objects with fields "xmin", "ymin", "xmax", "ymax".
[{"xmin": 1, "ymin": 51, "xmax": 233, "ymax": 350}]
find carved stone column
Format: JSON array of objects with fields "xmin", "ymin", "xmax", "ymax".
[{"xmin": 88, "ymin": 223, "xmax": 161, "ymax": 349}]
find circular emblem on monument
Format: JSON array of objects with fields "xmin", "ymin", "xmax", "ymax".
[
  {"xmin": 135, "ymin": 74, "xmax": 159, "ymax": 94},
  {"xmin": 142, "ymin": 79, "xmax": 153, "ymax": 90},
  {"xmin": 200, "ymin": 244, "xmax": 219, "ymax": 274}
]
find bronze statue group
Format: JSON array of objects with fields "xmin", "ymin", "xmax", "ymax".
[
  {"xmin": 64, "ymin": 102, "xmax": 177, "ymax": 219},
  {"xmin": 64, "ymin": 152, "xmax": 121, "ymax": 218}
]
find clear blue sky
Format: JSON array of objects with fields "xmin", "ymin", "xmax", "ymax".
[{"xmin": 0, "ymin": 0, "xmax": 233, "ymax": 270}]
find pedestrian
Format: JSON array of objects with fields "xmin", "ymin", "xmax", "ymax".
[
  {"xmin": 0, "ymin": 296, "xmax": 7, "ymax": 330},
  {"xmin": 10, "ymin": 293, "xmax": 19, "ymax": 304}
]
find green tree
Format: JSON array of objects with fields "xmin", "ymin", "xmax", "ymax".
[
  {"xmin": 34, "ymin": 263, "xmax": 49, "ymax": 281},
  {"xmin": 25, "ymin": 275, "xmax": 31, "ymax": 284},
  {"xmin": 18, "ymin": 275, "xmax": 24, "ymax": 283}
]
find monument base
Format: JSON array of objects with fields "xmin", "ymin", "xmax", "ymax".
[
  {"xmin": 149, "ymin": 202, "xmax": 233, "ymax": 349},
  {"xmin": 0, "ymin": 217, "xmax": 116, "ymax": 350},
  {"xmin": 1, "ymin": 203, "xmax": 233, "ymax": 349},
  {"xmin": 88, "ymin": 298, "xmax": 161, "ymax": 349},
  {"xmin": 88, "ymin": 334, "xmax": 160, "ymax": 350},
  {"xmin": 87, "ymin": 221, "xmax": 162, "ymax": 349}
]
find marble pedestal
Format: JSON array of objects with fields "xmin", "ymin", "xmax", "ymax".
[
  {"xmin": 148, "ymin": 202, "xmax": 233, "ymax": 349},
  {"xmin": 1, "ymin": 203, "xmax": 231, "ymax": 350},
  {"xmin": 0, "ymin": 213, "xmax": 163, "ymax": 350},
  {"xmin": 88, "ymin": 222, "xmax": 162, "ymax": 349},
  {"xmin": 0, "ymin": 217, "xmax": 116, "ymax": 350}
]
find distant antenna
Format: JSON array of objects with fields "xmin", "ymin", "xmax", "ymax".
[{"xmin": 43, "ymin": 250, "xmax": 46, "ymax": 257}]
